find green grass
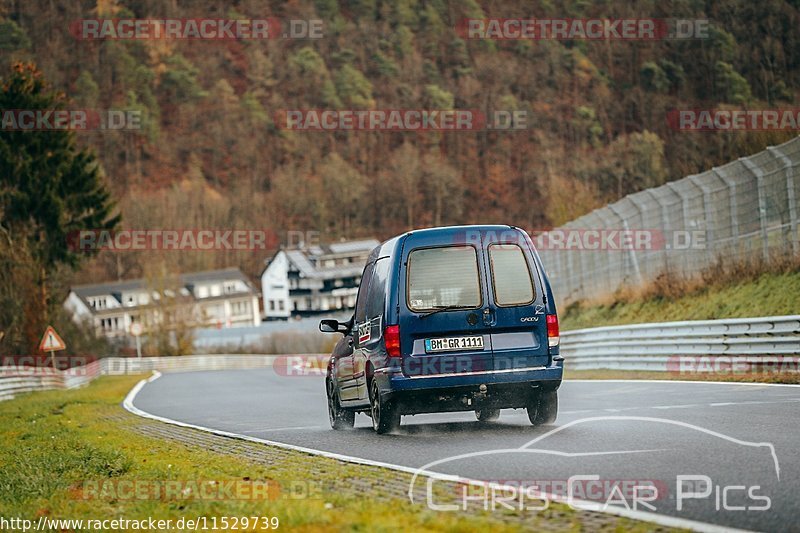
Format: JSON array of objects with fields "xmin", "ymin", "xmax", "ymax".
[
  {"xmin": 0, "ymin": 376, "xmax": 668, "ymax": 532},
  {"xmin": 560, "ymin": 269, "xmax": 800, "ymax": 331}
]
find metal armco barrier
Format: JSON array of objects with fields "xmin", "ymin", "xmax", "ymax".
[
  {"xmin": 1, "ymin": 315, "xmax": 799, "ymax": 402},
  {"xmin": 0, "ymin": 354, "xmax": 283, "ymax": 402},
  {"xmin": 561, "ymin": 315, "xmax": 800, "ymax": 371}
]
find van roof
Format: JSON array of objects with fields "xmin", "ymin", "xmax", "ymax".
[
  {"xmin": 403, "ymin": 224, "xmax": 515, "ymax": 238},
  {"xmin": 369, "ymin": 225, "xmax": 518, "ymax": 263}
]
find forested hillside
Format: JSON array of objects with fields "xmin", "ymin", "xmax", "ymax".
[{"xmin": 1, "ymin": 0, "xmax": 798, "ymax": 282}]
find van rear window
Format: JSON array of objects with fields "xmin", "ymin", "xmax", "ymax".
[
  {"xmin": 407, "ymin": 246, "xmax": 481, "ymax": 311},
  {"xmin": 488, "ymin": 244, "xmax": 535, "ymax": 306}
]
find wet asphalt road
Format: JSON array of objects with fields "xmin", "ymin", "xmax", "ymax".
[{"xmin": 131, "ymin": 368, "xmax": 800, "ymax": 532}]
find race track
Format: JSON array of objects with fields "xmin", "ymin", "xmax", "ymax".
[{"xmin": 130, "ymin": 368, "xmax": 800, "ymax": 532}]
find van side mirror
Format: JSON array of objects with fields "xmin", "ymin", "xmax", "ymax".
[{"xmin": 319, "ymin": 319, "xmax": 349, "ymax": 334}]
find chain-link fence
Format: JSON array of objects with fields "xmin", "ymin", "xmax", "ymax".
[{"xmin": 537, "ymin": 136, "xmax": 800, "ymax": 305}]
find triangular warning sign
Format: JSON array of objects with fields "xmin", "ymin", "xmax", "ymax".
[{"xmin": 39, "ymin": 325, "xmax": 66, "ymax": 352}]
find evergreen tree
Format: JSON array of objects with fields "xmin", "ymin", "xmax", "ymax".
[{"xmin": 0, "ymin": 62, "xmax": 119, "ymax": 353}]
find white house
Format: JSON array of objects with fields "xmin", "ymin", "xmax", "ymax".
[
  {"xmin": 64, "ymin": 268, "xmax": 260, "ymax": 338},
  {"xmin": 260, "ymin": 239, "xmax": 379, "ymax": 320}
]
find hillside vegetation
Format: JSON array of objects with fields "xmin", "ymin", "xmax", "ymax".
[{"xmin": 1, "ymin": 1, "xmax": 799, "ymax": 285}]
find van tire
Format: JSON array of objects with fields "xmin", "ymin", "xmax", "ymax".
[
  {"xmin": 327, "ymin": 380, "xmax": 355, "ymax": 430},
  {"xmin": 475, "ymin": 409, "xmax": 500, "ymax": 422},
  {"xmin": 370, "ymin": 379, "xmax": 400, "ymax": 434},
  {"xmin": 527, "ymin": 390, "xmax": 558, "ymax": 426}
]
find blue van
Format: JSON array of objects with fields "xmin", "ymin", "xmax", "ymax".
[{"xmin": 319, "ymin": 225, "xmax": 562, "ymax": 434}]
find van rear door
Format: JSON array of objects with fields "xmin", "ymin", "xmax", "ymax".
[
  {"xmin": 482, "ymin": 231, "xmax": 550, "ymax": 371},
  {"xmin": 398, "ymin": 237, "xmax": 493, "ymax": 378}
]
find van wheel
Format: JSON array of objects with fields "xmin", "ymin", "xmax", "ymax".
[
  {"xmin": 475, "ymin": 409, "xmax": 500, "ymax": 422},
  {"xmin": 527, "ymin": 390, "xmax": 558, "ymax": 426},
  {"xmin": 327, "ymin": 380, "xmax": 355, "ymax": 430},
  {"xmin": 370, "ymin": 379, "xmax": 400, "ymax": 434}
]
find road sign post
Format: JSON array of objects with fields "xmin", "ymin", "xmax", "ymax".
[
  {"xmin": 130, "ymin": 322, "xmax": 143, "ymax": 359},
  {"xmin": 39, "ymin": 326, "xmax": 67, "ymax": 368}
]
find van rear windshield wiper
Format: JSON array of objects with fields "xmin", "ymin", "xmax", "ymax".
[{"xmin": 419, "ymin": 305, "xmax": 473, "ymax": 319}]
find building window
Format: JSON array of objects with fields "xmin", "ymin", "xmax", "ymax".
[
  {"xmin": 269, "ymin": 300, "xmax": 275, "ymax": 311},
  {"xmin": 278, "ymin": 300, "xmax": 285, "ymax": 311},
  {"xmin": 224, "ymin": 282, "xmax": 238, "ymax": 294},
  {"xmin": 100, "ymin": 317, "xmax": 120, "ymax": 331}
]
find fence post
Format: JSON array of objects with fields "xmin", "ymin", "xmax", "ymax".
[
  {"xmin": 739, "ymin": 157, "xmax": 771, "ymax": 261},
  {"xmin": 665, "ymin": 181, "xmax": 692, "ymax": 276},
  {"xmin": 608, "ymin": 204, "xmax": 643, "ymax": 285},
  {"xmin": 595, "ymin": 208, "xmax": 620, "ymax": 292},
  {"xmin": 688, "ymin": 174, "xmax": 715, "ymax": 264},
  {"xmin": 627, "ymin": 195, "xmax": 654, "ymax": 280},
  {"xmin": 767, "ymin": 145, "xmax": 799, "ymax": 255},
  {"xmin": 646, "ymin": 189, "xmax": 671, "ymax": 274},
  {"xmin": 710, "ymin": 166, "xmax": 740, "ymax": 259}
]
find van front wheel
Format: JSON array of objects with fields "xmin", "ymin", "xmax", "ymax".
[
  {"xmin": 527, "ymin": 390, "xmax": 558, "ymax": 426},
  {"xmin": 327, "ymin": 380, "xmax": 355, "ymax": 430},
  {"xmin": 370, "ymin": 379, "xmax": 400, "ymax": 434}
]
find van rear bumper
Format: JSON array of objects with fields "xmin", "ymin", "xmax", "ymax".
[{"xmin": 378, "ymin": 362, "xmax": 563, "ymax": 414}]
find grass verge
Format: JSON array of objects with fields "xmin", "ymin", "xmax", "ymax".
[
  {"xmin": 561, "ymin": 267, "xmax": 800, "ymax": 331},
  {"xmin": 0, "ymin": 376, "xmax": 673, "ymax": 532}
]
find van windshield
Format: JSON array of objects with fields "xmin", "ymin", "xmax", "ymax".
[{"xmin": 407, "ymin": 246, "xmax": 482, "ymax": 312}]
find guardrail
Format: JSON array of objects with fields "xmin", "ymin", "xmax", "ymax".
[
  {"xmin": 1, "ymin": 315, "xmax": 799, "ymax": 401},
  {"xmin": 0, "ymin": 354, "xmax": 282, "ymax": 402},
  {"xmin": 561, "ymin": 315, "xmax": 800, "ymax": 371}
]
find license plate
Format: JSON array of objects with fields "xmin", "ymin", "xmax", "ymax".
[{"xmin": 425, "ymin": 336, "xmax": 484, "ymax": 353}]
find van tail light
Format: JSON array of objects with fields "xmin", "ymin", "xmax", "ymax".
[
  {"xmin": 546, "ymin": 314, "xmax": 559, "ymax": 348},
  {"xmin": 384, "ymin": 325, "xmax": 401, "ymax": 358}
]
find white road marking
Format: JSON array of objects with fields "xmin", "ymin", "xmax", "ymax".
[
  {"xmin": 559, "ymin": 398, "xmax": 800, "ymax": 416},
  {"xmin": 123, "ymin": 372, "xmax": 759, "ymax": 533}
]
